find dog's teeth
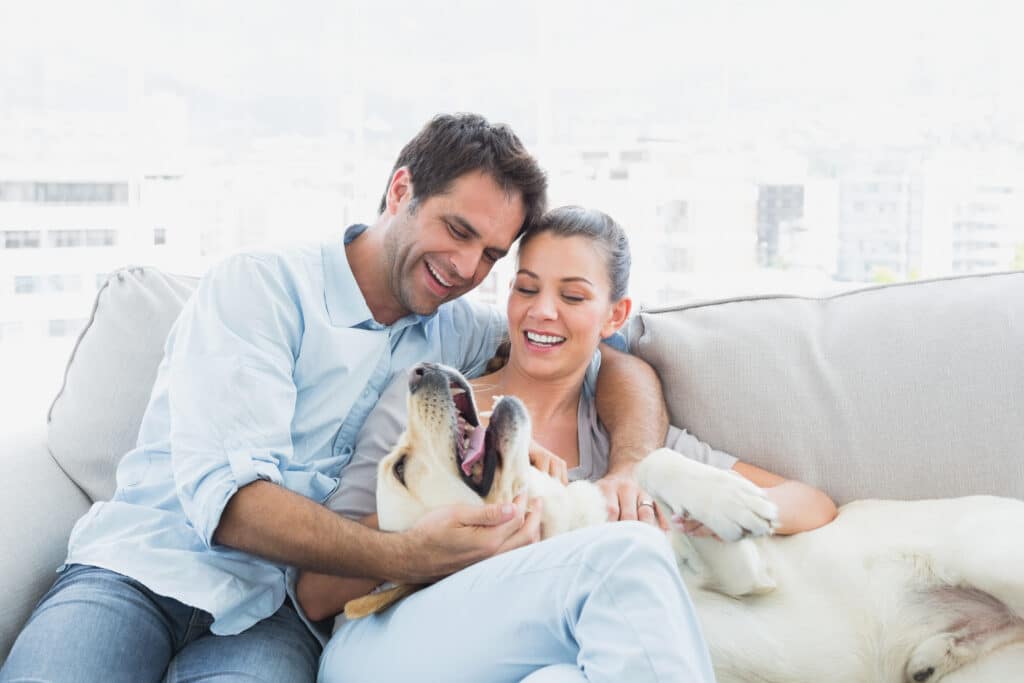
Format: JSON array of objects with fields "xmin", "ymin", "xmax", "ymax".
[{"xmin": 451, "ymin": 388, "xmax": 466, "ymax": 396}]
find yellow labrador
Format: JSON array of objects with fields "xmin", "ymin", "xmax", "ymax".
[{"xmin": 351, "ymin": 363, "xmax": 1024, "ymax": 683}]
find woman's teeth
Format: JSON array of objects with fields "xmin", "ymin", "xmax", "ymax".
[{"xmin": 526, "ymin": 331, "xmax": 566, "ymax": 346}]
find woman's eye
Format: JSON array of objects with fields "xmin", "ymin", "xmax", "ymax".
[
  {"xmin": 394, "ymin": 454, "xmax": 407, "ymax": 486},
  {"xmin": 562, "ymin": 294, "xmax": 585, "ymax": 303},
  {"xmin": 515, "ymin": 287, "xmax": 537, "ymax": 295}
]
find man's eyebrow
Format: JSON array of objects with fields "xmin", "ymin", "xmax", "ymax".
[
  {"xmin": 447, "ymin": 213, "xmax": 509, "ymax": 259},
  {"xmin": 516, "ymin": 269, "xmax": 594, "ymax": 286},
  {"xmin": 446, "ymin": 214, "xmax": 480, "ymax": 239}
]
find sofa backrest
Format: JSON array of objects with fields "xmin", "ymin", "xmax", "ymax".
[
  {"xmin": 628, "ymin": 271, "xmax": 1024, "ymax": 506},
  {"xmin": 47, "ymin": 266, "xmax": 1024, "ymax": 507},
  {"xmin": 47, "ymin": 267, "xmax": 198, "ymax": 502}
]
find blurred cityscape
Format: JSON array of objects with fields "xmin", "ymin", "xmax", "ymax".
[{"xmin": 2, "ymin": 0, "xmax": 1023, "ymax": 421}]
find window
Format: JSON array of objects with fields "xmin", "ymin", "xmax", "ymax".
[
  {"xmin": 45, "ymin": 274, "xmax": 83, "ymax": 292},
  {"xmin": 14, "ymin": 276, "xmax": 42, "ymax": 294},
  {"xmin": 48, "ymin": 319, "xmax": 87, "ymax": 338},
  {"xmin": 2, "ymin": 230, "xmax": 42, "ymax": 248},
  {"xmin": 48, "ymin": 230, "xmax": 85, "ymax": 247},
  {"xmin": 154, "ymin": 227, "xmax": 167, "ymax": 245},
  {"xmin": 85, "ymin": 229, "xmax": 117, "ymax": 246}
]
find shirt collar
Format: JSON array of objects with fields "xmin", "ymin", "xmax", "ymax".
[{"xmin": 321, "ymin": 224, "xmax": 437, "ymax": 330}]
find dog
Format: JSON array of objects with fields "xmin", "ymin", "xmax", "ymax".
[{"xmin": 350, "ymin": 362, "xmax": 1024, "ymax": 682}]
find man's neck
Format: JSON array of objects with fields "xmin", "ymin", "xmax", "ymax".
[{"xmin": 345, "ymin": 220, "xmax": 405, "ymax": 325}]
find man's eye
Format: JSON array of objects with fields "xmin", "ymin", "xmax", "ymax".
[
  {"xmin": 394, "ymin": 454, "xmax": 407, "ymax": 486},
  {"xmin": 446, "ymin": 223, "xmax": 468, "ymax": 240}
]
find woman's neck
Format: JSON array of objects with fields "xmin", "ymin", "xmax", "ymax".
[{"xmin": 471, "ymin": 360, "xmax": 585, "ymax": 427}]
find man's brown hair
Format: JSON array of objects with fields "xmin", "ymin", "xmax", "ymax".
[{"xmin": 378, "ymin": 113, "xmax": 548, "ymax": 237}]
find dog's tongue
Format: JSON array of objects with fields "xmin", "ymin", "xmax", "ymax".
[{"xmin": 460, "ymin": 425, "xmax": 488, "ymax": 476}]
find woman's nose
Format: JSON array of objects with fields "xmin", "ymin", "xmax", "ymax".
[{"xmin": 528, "ymin": 293, "xmax": 558, "ymax": 320}]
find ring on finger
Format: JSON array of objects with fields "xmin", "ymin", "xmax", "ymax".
[{"xmin": 638, "ymin": 498, "xmax": 655, "ymax": 510}]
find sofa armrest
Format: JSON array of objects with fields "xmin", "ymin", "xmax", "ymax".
[{"xmin": 0, "ymin": 423, "xmax": 91, "ymax": 664}]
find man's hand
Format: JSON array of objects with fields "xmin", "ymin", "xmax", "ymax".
[
  {"xmin": 529, "ymin": 440, "xmax": 568, "ymax": 485},
  {"xmin": 595, "ymin": 468, "xmax": 663, "ymax": 528},
  {"xmin": 395, "ymin": 495, "xmax": 544, "ymax": 584}
]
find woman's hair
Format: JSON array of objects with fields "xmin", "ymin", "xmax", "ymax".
[
  {"xmin": 485, "ymin": 207, "xmax": 630, "ymax": 373},
  {"xmin": 519, "ymin": 206, "xmax": 631, "ymax": 301}
]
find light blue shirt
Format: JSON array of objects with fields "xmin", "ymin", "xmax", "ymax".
[{"xmin": 63, "ymin": 225, "xmax": 505, "ymax": 636}]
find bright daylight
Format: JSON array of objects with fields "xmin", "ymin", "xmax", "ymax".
[{"xmin": 2, "ymin": 1, "xmax": 1023, "ymax": 680}]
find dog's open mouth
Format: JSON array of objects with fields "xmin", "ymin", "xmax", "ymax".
[{"xmin": 451, "ymin": 381, "xmax": 499, "ymax": 496}]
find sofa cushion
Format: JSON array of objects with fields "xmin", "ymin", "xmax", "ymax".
[
  {"xmin": 47, "ymin": 267, "xmax": 198, "ymax": 502},
  {"xmin": 628, "ymin": 271, "xmax": 1024, "ymax": 506},
  {"xmin": 0, "ymin": 424, "xmax": 91, "ymax": 662}
]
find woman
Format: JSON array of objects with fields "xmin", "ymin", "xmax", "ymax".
[{"xmin": 299, "ymin": 206, "xmax": 837, "ymax": 682}]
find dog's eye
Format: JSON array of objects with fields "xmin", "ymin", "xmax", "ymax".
[{"xmin": 394, "ymin": 454, "xmax": 407, "ymax": 487}]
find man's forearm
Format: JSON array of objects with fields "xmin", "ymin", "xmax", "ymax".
[
  {"xmin": 213, "ymin": 480, "xmax": 412, "ymax": 582},
  {"xmin": 596, "ymin": 343, "xmax": 669, "ymax": 474}
]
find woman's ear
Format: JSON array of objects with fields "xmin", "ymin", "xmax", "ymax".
[{"xmin": 600, "ymin": 296, "xmax": 632, "ymax": 338}]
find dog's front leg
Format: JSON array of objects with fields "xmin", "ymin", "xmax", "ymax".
[{"xmin": 636, "ymin": 448, "xmax": 778, "ymax": 541}]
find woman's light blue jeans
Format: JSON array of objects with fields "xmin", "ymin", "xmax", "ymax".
[
  {"xmin": 0, "ymin": 563, "xmax": 320, "ymax": 682},
  {"xmin": 320, "ymin": 522, "xmax": 715, "ymax": 683}
]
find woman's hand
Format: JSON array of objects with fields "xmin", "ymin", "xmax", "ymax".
[
  {"xmin": 529, "ymin": 441, "xmax": 568, "ymax": 485},
  {"xmin": 595, "ymin": 468, "xmax": 665, "ymax": 529}
]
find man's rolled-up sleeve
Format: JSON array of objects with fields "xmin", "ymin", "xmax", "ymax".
[{"xmin": 167, "ymin": 254, "xmax": 302, "ymax": 547}]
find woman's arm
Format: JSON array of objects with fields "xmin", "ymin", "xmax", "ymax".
[
  {"xmin": 731, "ymin": 462, "xmax": 837, "ymax": 535},
  {"xmin": 295, "ymin": 515, "xmax": 383, "ymax": 622}
]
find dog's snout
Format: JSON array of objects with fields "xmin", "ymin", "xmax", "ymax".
[{"xmin": 408, "ymin": 362, "xmax": 443, "ymax": 393}]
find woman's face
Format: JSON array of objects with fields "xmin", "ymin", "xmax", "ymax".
[{"xmin": 507, "ymin": 232, "xmax": 629, "ymax": 381}]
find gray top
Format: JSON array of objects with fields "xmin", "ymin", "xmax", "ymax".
[{"xmin": 326, "ymin": 362, "xmax": 738, "ymax": 521}]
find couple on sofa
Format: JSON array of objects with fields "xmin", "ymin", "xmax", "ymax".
[{"xmin": 1, "ymin": 113, "xmax": 834, "ymax": 683}]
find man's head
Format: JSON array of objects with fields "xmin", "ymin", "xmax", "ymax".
[{"xmin": 376, "ymin": 114, "xmax": 547, "ymax": 320}]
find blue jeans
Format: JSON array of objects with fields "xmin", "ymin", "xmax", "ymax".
[
  {"xmin": 1, "ymin": 564, "xmax": 320, "ymax": 683},
  {"xmin": 321, "ymin": 522, "xmax": 715, "ymax": 683}
]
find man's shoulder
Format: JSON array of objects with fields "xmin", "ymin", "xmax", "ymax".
[
  {"xmin": 434, "ymin": 297, "xmax": 502, "ymax": 327},
  {"xmin": 206, "ymin": 242, "xmax": 323, "ymax": 288}
]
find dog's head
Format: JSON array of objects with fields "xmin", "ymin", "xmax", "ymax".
[{"xmin": 376, "ymin": 362, "xmax": 532, "ymax": 532}]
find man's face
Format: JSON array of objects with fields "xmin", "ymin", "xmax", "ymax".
[{"xmin": 384, "ymin": 171, "xmax": 525, "ymax": 317}]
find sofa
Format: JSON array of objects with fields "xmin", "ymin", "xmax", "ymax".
[{"xmin": 2, "ymin": 265, "xmax": 1022, "ymax": 665}]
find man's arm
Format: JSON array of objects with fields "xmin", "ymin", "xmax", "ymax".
[
  {"xmin": 594, "ymin": 342, "xmax": 669, "ymax": 523},
  {"xmin": 214, "ymin": 481, "xmax": 542, "ymax": 584}
]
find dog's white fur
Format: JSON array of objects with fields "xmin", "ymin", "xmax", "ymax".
[{"xmin": 376, "ymin": 364, "xmax": 1024, "ymax": 683}]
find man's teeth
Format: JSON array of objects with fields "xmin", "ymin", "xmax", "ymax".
[
  {"xmin": 526, "ymin": 331, "xmax": 566, "ymax": 345},
  {"xmin": 427, "ymin": 262, "xmax": 453, "ymax": 288}
]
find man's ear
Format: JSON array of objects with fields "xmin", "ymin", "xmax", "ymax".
[
  {"xmin": 385, "ymin": 167, "xmax": 414, "ymax": 215},
  {"xmin": 600, "ymin": 296, "xmax": 632, "ymax": 338}
]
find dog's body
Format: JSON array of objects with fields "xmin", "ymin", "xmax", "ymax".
[{"xmin": 370, "ymin": 363, "xmax": 1024, "ymax": 682}]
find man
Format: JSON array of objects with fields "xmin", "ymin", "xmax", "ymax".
[{"xmin": 1, "ymin": 114, "xmax": 710, "ymax": 682}]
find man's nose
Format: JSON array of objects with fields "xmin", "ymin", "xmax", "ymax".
[{"xmin": 450, "ymin": 248, "xmax": 483, "ymax": 282}]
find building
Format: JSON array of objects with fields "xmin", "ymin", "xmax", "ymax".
[{"xmin": 0, "ymin": 170, "xmax": 197, "ymax": 345}]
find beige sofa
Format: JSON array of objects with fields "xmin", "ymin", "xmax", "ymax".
[{"xmin": 2, "ymin": 266, "xmax": 1022, "ymax": 663}]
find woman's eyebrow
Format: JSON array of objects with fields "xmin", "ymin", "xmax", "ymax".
[{"xmin": 516, "ymin": 269, "xmax": 593, "ymax": 286}]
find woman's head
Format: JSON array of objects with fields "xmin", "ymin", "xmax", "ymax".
[
  {"xmin": 519, "ymin": 206, "xmax": 631, "ymax": 301},
  {"xmin": 503, "ymin": 206, "xmax": 632, "ymax": 381}
]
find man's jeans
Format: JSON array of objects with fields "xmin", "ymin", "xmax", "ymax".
[{"xmin": 1, "ymin": 564, "xmax": 320, "ymax": 683}]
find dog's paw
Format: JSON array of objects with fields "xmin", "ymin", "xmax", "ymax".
[
  {"xmin": 640, "ymin": 450, "xmax": 778, "ymax": 542},
  {"xmin": 690, "ymin": 471, "xmax": 779, "ymax": 542}
]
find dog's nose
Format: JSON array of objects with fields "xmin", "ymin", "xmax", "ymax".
[{"xmin": 408, "ymin": 362, "xmax": 439, "ymax": 392}]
